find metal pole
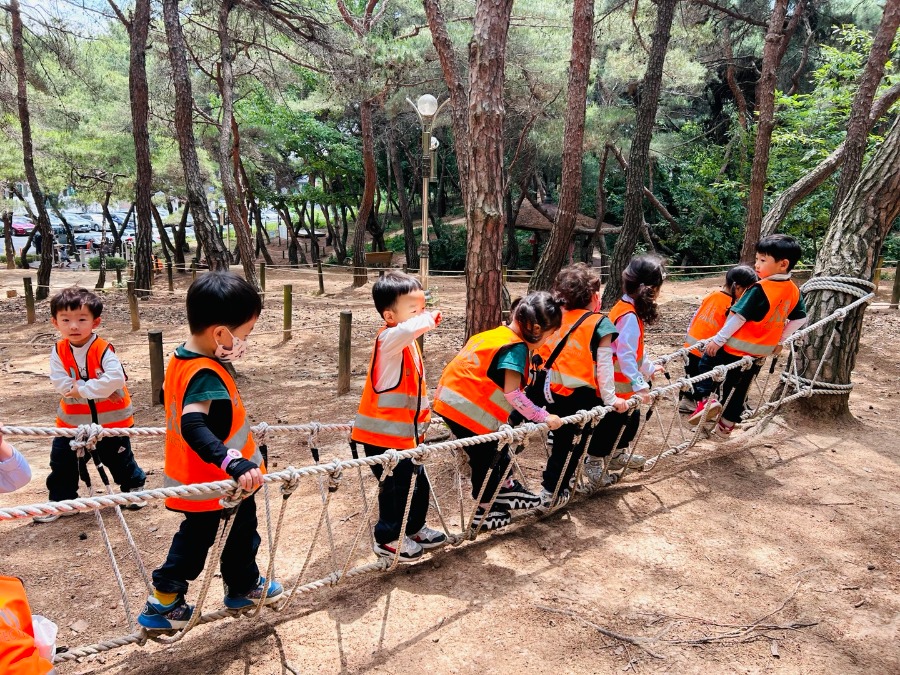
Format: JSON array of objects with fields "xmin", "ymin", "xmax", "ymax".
[{"xmin": 420, "ymin": 128, "xmax": 430, "ymax": 291}]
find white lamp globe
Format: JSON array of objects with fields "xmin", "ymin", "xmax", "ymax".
[{"xmin": 416, "ymin": 94, "xmax": 438, "ymax": 117}]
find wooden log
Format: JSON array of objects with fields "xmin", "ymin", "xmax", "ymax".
[
  {"xmin": 338, "ymin": 310, "xmax": 352, "ymax": 395},
  {"xmin": 23, "ymin": 277, "xmax": 35, "ymax": 324},
  {"xmin": 283, "ymin": 284, "xmax": 293, "ymax": 340},
  {"xmin": 127, "ymin": 280, "xmax": 140, "ymax": 331},
  {"xmin": 167, "ymin": 262, "xmax": 174, "ymax": 292},
  {"xmin": 148, "ymin": 330, "xmax": 164, "ymax": 406},
  {"xmin": 317, "ymin": 260, "xmax": 325, "ymax": 295},
  {"xmin": 259, "ymin": 261, "xmax": 266, "ymax": 293}
]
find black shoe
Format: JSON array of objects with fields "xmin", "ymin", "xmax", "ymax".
[
  {"xmin": 494, "ymin": 480, "xmax": 542, "ymax": 510},
  {"xmin": 470, "ymin": 506, "xmax": 511, "ymax": 531}
]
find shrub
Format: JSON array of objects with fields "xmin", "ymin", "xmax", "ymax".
[
  {"xmin": 88, "ymin": 256, "xmax": 127, "ymax": 270},
  {"xmin": 0, "ymin": 253, "xmax": 38, "ymax": 264}
]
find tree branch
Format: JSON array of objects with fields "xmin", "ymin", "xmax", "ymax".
[{"xmin": 690, "ymin": 0, "xmax": 767, "ymax": 27}]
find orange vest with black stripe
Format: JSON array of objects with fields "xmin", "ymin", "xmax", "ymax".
[
  {"xmin": 537, "ymin": 309, "xmax": 603, "ymax": 397},
  {"xmin": 163, "ymin": 354, "xmax": 265, "ymax": 512},
  {"xmin": 608, "ymin": 300, "xmax": 644, "ymax": 399},
  {"xmin": 55, "ymin": 337, "xmax": 134, "ymax": 429},
  {"xmin": 724, "ymin": 279, "xmax": 801, "ymax": 357},
  {"xmin": 434, "ymin": 326, "xmax": 523, "ymax": 435},
  {"xmin": 351, "ymin": 328, "xmax": 430, "ymax": 449},
  {"xmin": 0, "ymin": 576, "xmax": 54, "ymax": 675},
  {"xmin": 684, "ymin": 290, "xmax": 733, "ymax": 357}
]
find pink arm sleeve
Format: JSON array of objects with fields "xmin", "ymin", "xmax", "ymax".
[{"xmin": 504, "ymin": 389, "xmax": 550, "ymax": 423}]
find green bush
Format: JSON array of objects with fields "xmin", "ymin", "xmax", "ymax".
[
  {"xmin": 0, "ymin": 253, "xmax": 38, "ymax": 264},
  {"xmin": 88, "ymin": 256, "xmax": 127, "ymax": 270}
]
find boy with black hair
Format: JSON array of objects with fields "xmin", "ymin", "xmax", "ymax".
[
  {"xmin": 351, "ymin": 271, "xmax": 446, "ymax": 563},
  {"xmin": 36, "ymin": 287, "xmax": 146, "ymax": 522},
  {"xmin": 689, "ymin": 234, "xmax": 807, "ymax": 438},
  {"xmin": 139, "ymin": 272, "xmax": 282, "ymax": 631}
]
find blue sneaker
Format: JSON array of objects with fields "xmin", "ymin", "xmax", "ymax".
[
  {"xmin": 138, "ymin": 595, "xmax": 193, "ymax": 631},
  {"xmin": 223, "ymin": 576, "xmax": 284, "ymax": 610}
]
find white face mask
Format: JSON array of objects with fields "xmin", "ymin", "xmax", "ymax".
[{"xmin": 214, "ymin": 328, "xmax": 248, "ymax": 362}]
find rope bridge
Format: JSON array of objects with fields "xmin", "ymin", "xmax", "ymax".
[{"xmin": 0, "ymin": 276, "xmax": 874, "ymax": 666}]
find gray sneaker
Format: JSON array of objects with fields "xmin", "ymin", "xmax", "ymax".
[{"xmin": 608, "ymin": 450, "xmax": 646, "ymax": 470}]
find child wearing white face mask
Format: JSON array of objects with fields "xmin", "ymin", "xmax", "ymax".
[{"xmin": 139, "ymin": 272, "xmax": 282, "ymax": 631}]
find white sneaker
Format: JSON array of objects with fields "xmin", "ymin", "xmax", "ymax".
[
  {"xmin": 608, "ymin": 450, "xmax": 646, "ymax": 470},
  {"xmin": 374, "ymin": 536, "xmax": 423, "ymax": 563},
  {"xmin": 538, "ymin": 488, "xmax": 570, "ymax": 512},
  {"xmin": 410, "ymin": 525, "xmax": 447, "ymax": 549}
]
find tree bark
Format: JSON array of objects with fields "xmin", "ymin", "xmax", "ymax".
[
  {"xmin": 464, "ymin": 0, "xmax": 514, "ymax": 338},
  {"xmin": 529, "ymin": 0, "xmax": 595, "ymax": 292},
  {"xmin": 830, "ymin": 0, "xmax": 900, "ymax": 218},
  {"xmin": 3, "ymin": 210, "xmax": 14, "ymax": 269},
  {"xmin": 162, "ymin": 0, "xmax": 229, "ymax": 270},
  {"xmin": 723, "ymin": 25, "xmax": 748, "ymax": 129},
  {"xmin": 583, "ymin": 147, "xmax": 610, "ymax": 266},
  {"xmin": 601, "ymin": 0, "xmax": 677, "ymax": 309},
  {"xmin": 798, "ymin": 115, "xmax": 900, "ymax": 418},
  {"xmin": 738, "ymin": 0, "xmax": 805, "ymax": 264},
  {"xmin": 10, "ymin": 0, "xmax": 53, "ymax": 299},
  {"xmin": 387, "ymin": 120, "xmax": 417, "ymax": 268},
  {"xmin": 217, "ymin": 0, "xmax": 259, "ymax": 289},
  {"xmin": 352, "ymin": 98, "xmax": 377, "ymax": 286},
  {"xmin": 761, "ymin": 81, "xmax": 900, "ymax": 236}
]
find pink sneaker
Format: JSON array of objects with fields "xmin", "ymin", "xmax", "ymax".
[{"xmin": 688, "ymin": 399, "xmax": 722, "ymax": 426}]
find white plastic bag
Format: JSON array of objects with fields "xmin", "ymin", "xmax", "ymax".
[{"xmin": 31, "ymin": 614, "xmax": 58, "ymax": 662}]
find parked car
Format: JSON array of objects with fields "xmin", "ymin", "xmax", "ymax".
[
  {"xmin": 83, "ymin": 213, "xmax": 108, "ymax": 231},
  {"xmin": 11, "ymin": 217, "xmax": 34, "ymax": 236},
  {"xmin": 73, "ymin": 233, "xmax": 104, "ymax": 249},
  {"xmin": 62, "ymin": 212, "xmax": 94, "ymax": 233}
]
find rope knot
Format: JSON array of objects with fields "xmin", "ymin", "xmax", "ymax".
[
  {"xmin": 69, "ymin": 423, "xmax": 104, "ymax": 457},
  {"xmin": 326, "ymin": 456, "xmax": 343, "ymax": 492},
  {"xmin": 381, "ymin": 449, "xmax": 401, "ymax": 478},
  {"xmin": 254, "ymin": 421, "xmax": 270, "ymax": 444},
  {"xmin": 220, "ymin": 484, "xmax": 247, "ymax": 510},
  {"xmin": 711, "ymin": 365, "xmax": 728, "ymax": 382},
  {"xmin": 411, "ymin": 444, "xmax": 430, "ymax": 466},
  {"xmin": 307, "ymin": 423, "xmax": 321, "ymax": 452},
  {"xmin": 281, "ymin": 467, "xmax": 301, "ymax": 495},
  {"xmin": 496, "ymin": 424, "xmax": 517, "ymax": 447}
]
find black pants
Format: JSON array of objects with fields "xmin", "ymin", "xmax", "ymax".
[
  {"xmin": 682, "ymin": 353, "xmax": 702, "ymax": 400},
  {"xmin": 543, "ymin": 389, "xmax": 600, "ymax": 493},
  {"xmin": 363, "ymin": 444, "xmax": 430, "ymax": 545},
  {"xmin": 444, "ymin": 419, "xmax": 511, "ymax": 504},
  {"xmin": 47, "ymin": 435, "xmax": 145, "ymax": 501},
  {"xmin": 152, "ymin": 494, "xmax": 261, "ymax": 597},
  {"xmin": 585, "ymin": 408, "xmax": 642, "ymax": 458},
  {"xmin": 692, "ymin": 351, "xmax": 763, "ymax": 424}
]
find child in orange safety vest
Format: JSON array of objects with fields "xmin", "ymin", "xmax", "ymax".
[
  {"xmin": 434, "ymin": 292, "xmax": 564, "ymax": 532},
  {"xmin": 138, "ymin": 272, "xmax": 282, "ymax": 631},
  {"xmin": 350, "ymin": 272, "xmax": 447, "ymax": 564},
  {"xmin": 535, "ymin": 263, "xmax": 628, "ymax": 510},
  {"xmin": 35, "ymin": 287, "xmax": 146, "ymax": 523},
  {"xmin": 581, "ymin": 256, "xmax": 666, "ymax": 489},
  {"xmin": 679, "ymin": 265, "xmax": 757, "ymax": 412},
  {"xmin": 688, "ymin": 235, "xmax": 807, "ymax": 438}
]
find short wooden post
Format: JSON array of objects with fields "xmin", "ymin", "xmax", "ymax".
[
  {"xmin": 337, "ymin": 310, "xmax": 352, "ymax": 395},
  {"xmin": 167, "ymin": 262, "xmax": 174, "ymax": 292},
  {"xmin": 23, "ymin": 277, "xmax": 35, "ymax": 324},
  {"xmin": 317, "ymin": 260, "xmax": 325, "ymax": 295},
  {"xmin": 891, "ymin": 262, "xmax": 900, "ymax": 310},
  {"xmin": 127, "ymin": 280, "xmax": 140, "ymax": 331},
  {"xmin": 283, "ymin": 284, "xmax": 293, "ymax": 340},
  {"xmin": 874, "ymin": 256, "xmax": 884, "ymax": 292},
  {"xmin": 191, "ymin": 262, "xmax": 197, "ymax": 282},
  {"xmin": 259, "ymin": 262, "xmax": 266, "ymax": 293},
  {"xmin": 148, "ymin": 330, "xmax": 164, "ymax": 405},
  {"xmin": 116, "ymin": 266, "xmax": 122, "ymax": 285},
  {"xmin": 502, "ymin": 265, "xmax": 508, "ymax": 284}
]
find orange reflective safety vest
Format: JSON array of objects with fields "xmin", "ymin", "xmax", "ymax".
[
  {"xmin": 608, "ymin": 300, "xmax": 645, "ymax": 399},
  {"xmin": 434, "ymin": 326, "xmax": 523, "ymax": 435},
  {"xmin": 724, "ymin": 279, "xmax": 801, "ymax": 357},
  {"xmin": 537, "ymin": 309, "xmax": 604, "ymax": 397},
  {"xmin": 0, "ymin": 577, "xmax": 54, "ymax": 675},
  {"xmin": 163, "ymin": 354, "xmax": 265, "ymax": 512},
  {"xmin": 350, "ymin": 328, "xmax": 430, "ymax": 449},
  {"xmin": 55, "ymin": 337, "xmax": 134, "ymax": 429},
  {"xmin": 683, "ymin": 290, "xmax": 733, "ymax": 357}
]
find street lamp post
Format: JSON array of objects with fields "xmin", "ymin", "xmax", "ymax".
[{"xmin": 407, "ymin": 93, "xmax": 448, "ymax": 291}]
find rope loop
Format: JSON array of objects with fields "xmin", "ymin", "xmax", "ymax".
[
  {"xmin": 281, "ymin": 467, "xmax": 301, "ymax": 496},
  {"xmin": 220, "ymin": 485, "xmax": 247, "ymax": 510},
  {"xmin": 677, "ymin": 377, "xmax": 695, "ymax": 395},
  {"xmin": 495, "ymin": 424, "xmax": 518, "ymax": 447},
  {"xmin": 307, "ymin": 423, "xmax": 322, "ymax": 452},
  {"xmin": 326, "ymin": 456, "xmax": 343, "ymax": 492},
  {"xmin": 381, "ymin": 449, "xmax": 401, "ymax": 478},
  {"xmin": 410, "ymin": 444, "xmax": 429, "ymax": 466},
  {"xmin": 70, "ymin": 423, "xmax": 104, "ymax": 457},
  {"xmin": 254, "ymin": 421, "xmax": 270, "ymax": 444},
  {"xmin": 739, "ymin": 357, "xmax": 755, "ymax": 371},
  {"xmin": 711, "ymin": 365, "xmax": 729, "ymax": 382}
]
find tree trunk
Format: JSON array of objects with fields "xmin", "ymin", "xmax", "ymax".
[
  {"xmin": 352, "ymin": 98, "xmax": 377, "ymax": 286},
  {"xmin": 3, "ymin": 210, "xmax": 14, "ymax": 269},
  {"xmin": 529, "ymin": 0, "xmax": 595, "ymax": 292},
  {"xmin": 96, "ymin": 191, "xmax": 111, "ymax": 290},
  {"xmin": 601, "ymin": 0, "xmax": 677, "ymax": 309},
  {"xmin": 830, "ymin": 0, "xmax": 900, "ymax": 218},
  {"xmin": 583, "ymin": 147, "xmax": 610, "ymax": 265},
  {"xmin": 387, "ymin": 120, "xmax": 417, "ymax": 267},
  {"xmin": 464, "ymin": 0, "xmax": 514, "ymax": 338},
  {"xmin": 797, "ymin": 115, "xmax": 900, "ymax": 418},
  {"xmin": 10, "ymin": 0, "xmax": 52, "ymax": 299},
  {"xmin": 423, "ymin": 0, "xmax": 471, "ymax": 210},
  {"xmin": 173, "ymin": 204, "xmax": 190, "ymax": 268},
  {"xmin": 738, "ymin": 0, "xmax": 805, "ymax": 263},
  {"xmin": 162, "ymin": 0, "xmax": 229, "ymax": 270},
  {"xmin": 217, "ymin": 0, "xmax": 259, "ymax": 289},
  {"xmin": 150, "ymin": 203, "xmax": 175, "ymax": 264},
  {"xmin": 723, "ymin": 25, "xmax": 748, "ymax": 129}
]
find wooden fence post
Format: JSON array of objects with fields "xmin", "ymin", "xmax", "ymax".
[
  {"xmin": 337, "ymin": 310, "xmax": 352, "ymax": 395},
  {"xmin": 891, "ymin": 262, "xmax": 900, "ymax": 310},
  {"xmin": 191, "ymin": 262, "xmax": 197, "ymax": 282},
  {"xmin": 259, "ymin": 262, "xmax": 266, "ymax": 294},
  {"xmin": 127, "ymin": 280, "xmax": 140, "ymax": 331},
  {"xmin": 116, "ymin": 266, "xmax": 122, "ymax": 285},
  {"xmin": 167, "ymin": 262, "xmax": 174, "ymax": 292},
  {"xmin": 148, "ymin": 330, "xmax": 164, "ymax": 405},
  {"xmin": 317, "ymin": 260, "xmax": 325, "ymax": 295},
  {"xmin": 23, "ymin": 277, "xmax": 35, "ymax": 324},
  {"xmin": 283, "ymin": 284, "xmax": 292, "ymax": 340}
]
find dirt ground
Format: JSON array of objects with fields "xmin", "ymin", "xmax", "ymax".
[{"xmin": 0, "ymin": 266, "xmax": 898, "ymax": 675}]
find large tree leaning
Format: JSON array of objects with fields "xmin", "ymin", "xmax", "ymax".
[
  {"xmin": 600, "ymin": 0, "xmax": 677, "ymax": 309},
  {"xmin": 464, "ymin": 0, "xmax": 515, "ymax": 337},
  {"xmin": 162, "ymin": 0, "xmax": 230, "ymax": 271},
  {"xmin": 9, "ymin": 0, "xmax": 53, "ymax": 300},
  {"xmin": 529, "ymin": 0, "xmax": 596, "ymax": 292},
  {"xmin": 737, "ymin": 0, "xmax": 804, "ymax": 264},
  {"xmin": 794, "ymin": 115, "xmax": 900, "ymax": 419}
]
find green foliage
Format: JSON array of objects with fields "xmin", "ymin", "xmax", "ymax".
[
  {"xmin": 88, "ymin": 256, "xmax": 127, "ymax": 271},
  {"xmin": 0, "ymin": 253, "xmax": 38, "ymax": 264}
]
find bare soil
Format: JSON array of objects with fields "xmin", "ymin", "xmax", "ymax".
[{"xmin": 0, "ymin": 267, "xmax": 898, "ymax": 675}]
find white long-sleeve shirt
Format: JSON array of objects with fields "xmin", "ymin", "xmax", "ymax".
[
  {"xmin": 613, "ymin": 296, "xmax": 654, "ymax": 393},
  {"xmin": 372, "ymin": 312, "xmax": 438, "ymax": 393},
  {"xmin": 0, "ymin": 446, "xmax": 31, "ymax": 493},
  {"xmin": 49, "ymin": 333, "xmax": 127, "ymax": 400}
]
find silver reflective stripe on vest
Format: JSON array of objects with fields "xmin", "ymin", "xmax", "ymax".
[
  {"xmin": 376, "ymin": 392, "xmax": 417, "ymax": 410},
  {"xmin": 436, "ymin": 387, "xmax": 508, "ymax": 432},
  {"xmin": 352, "ymin": 413, "xmax": 416, "ymax": 439},
  {"xmin": 225, "ymin": 419, "xmax": 251, "ymax": 453},
  {"xmin": 548, "ymin": 370, "xmax": 593, "ymax": 390},
  {"xmin": 57, "ymin": 399, "xmax": 133, "ymax": 427},
  {"xmin": 613, "ymin": 363, "xmax": 637, "ymax": 394},
  {"xmin": 97, "ymin": 404, "xmax": 134, "ymax": 426},
  {"xmin": 56, "ymin": 401, "xmax": 92, "ymax": 426},
  {"xmin": 725, "ymin": 335, "xmax": 775, "ymax": 356}
]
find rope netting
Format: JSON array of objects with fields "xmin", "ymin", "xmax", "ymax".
[{"xmin": 0, "ymin": 276, "xmax": 874, "ymax": 666}]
